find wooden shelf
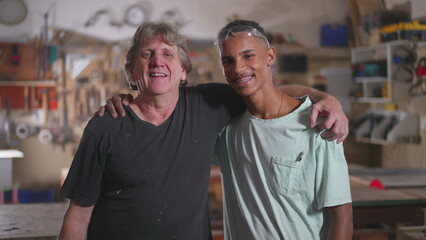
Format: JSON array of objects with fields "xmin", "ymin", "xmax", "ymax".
[
  {"xmin": 0, "ymin": 80, "xmax": 56, "ymax": 87},
  {"xmin": 354, "ymin": 77, "xmax": 387, "ymax": 83},
  {"xmin": 353, "ymin": 109, "xmax": 419, "ymax": 144},
  {"xmin": 355, "ymin": 137, "xmax": 391, "ymax": 145},
  {"xmin": 356, "ymin": 97, "xmax": 390, "ymax": 103}
]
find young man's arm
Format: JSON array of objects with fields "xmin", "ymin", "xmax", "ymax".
[
  {"xmin": 58, "ymin": 200, "xmax": 94, "ymax": 240},
  {"xmin": 326, "ymin": 203, "xmax": 353, "ymax": 240},
  {"xmin": 279, "ymin": 84, "xmax": 348, "ymax": 143}
]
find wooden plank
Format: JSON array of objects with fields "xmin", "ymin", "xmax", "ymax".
[
  {"xmin": 0, "ymin": 203, "xmax": 67, "ymax": 239},
  {"xmin": 350, "ymin": 168, "xmax": 426, "ymax": 188},
  {"xmin": 399, "ymin": 188, "xmax": 426, "ymax": 199},
  {"xmin": 356, "ymin": 0, "xmax": 385, "ymax": 16},
  {"xmin": 348, "ymin": 0, "xmax": 362, "ymax": 47},
  {"xmin": 350, "ymin": 181, "xmax": 424, "ymax": 207},
  {"xmin": 397, "ymin": 226, "xmax": 426, "ymax": 240}
]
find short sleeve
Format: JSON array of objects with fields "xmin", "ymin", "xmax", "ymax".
[
  {"xmin": 60, "ymin": 129, "xmax": 104, "ymax": 206},
  {"xmin": 314, "ymin": 137, "xmax": 352, "ymax": 209},
  {"xmin": 212, "ymin": 129, "xmax": 227, "ymax": 167}
]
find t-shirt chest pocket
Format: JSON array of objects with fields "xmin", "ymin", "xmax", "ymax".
[{"xmin": 270, "ymin": 153, "xmax": 303, "ymax": 194}]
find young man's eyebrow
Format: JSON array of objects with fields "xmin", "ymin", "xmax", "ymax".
[
  {"xmin": 239, "ymin": 49, "xmax": 255, "ymax": 55},
  {"xmin": 221, "ymin": 48, "xmax": 255, "ymax": 60}
]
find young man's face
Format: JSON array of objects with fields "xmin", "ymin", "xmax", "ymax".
[
  {"xmin": 130, "ymin": 37, "xmax": 186, "ymax": 97},
  {"xmin": 219, "ymin": 32, "xmax": 276, "ymax": 97}
]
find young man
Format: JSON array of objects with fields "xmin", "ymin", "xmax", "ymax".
[{"xmin": 213, "ymin": 20, "xmax": 353, "ymax": 239}]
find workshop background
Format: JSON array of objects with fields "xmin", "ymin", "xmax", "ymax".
[{"xmin": 1, "ymin": 0, "xmax": 426, "ymax": 239}]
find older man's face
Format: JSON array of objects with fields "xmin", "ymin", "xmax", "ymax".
[{"xmin": 130, "ymin": 37, "xmax": 186, "ymax": 97}]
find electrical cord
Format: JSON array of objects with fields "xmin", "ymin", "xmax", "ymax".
[
  {"xmin": 393, "ymin": 45, "xmax": 415, "ymax": 83},
  {"xmin": 409, "ymin": 57, "xmax": 426, "ymax": 97}
]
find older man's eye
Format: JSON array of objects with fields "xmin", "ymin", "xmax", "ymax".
[
  {"xmin": 164, "ymin": 51, "xmax": 174, "ymax": 57},
  {"xmin": 142, "ymin": 52, "xmax": 151, "ymax": 58}
]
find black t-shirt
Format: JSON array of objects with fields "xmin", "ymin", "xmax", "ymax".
[{"xmin": 60, "ymin": 83, "xmax": 245, "ymax": 240}]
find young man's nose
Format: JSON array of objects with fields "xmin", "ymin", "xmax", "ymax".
[{"xmin": 232, "ymin": 60, "xmax": 246, "ymax": 75}]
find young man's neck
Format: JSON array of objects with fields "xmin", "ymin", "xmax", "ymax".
[{"xmin": 244, "ymin": 87, "xmax": 301, "ymax": 120}]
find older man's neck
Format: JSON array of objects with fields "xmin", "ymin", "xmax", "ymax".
[{"xmin": 130, "ymin": 94, "xmax": 179, "ymax": 126}]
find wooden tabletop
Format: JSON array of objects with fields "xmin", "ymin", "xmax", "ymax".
[
  {"xmin": 0, "ymin": 202, "xmax": 67, "ymax": 239},
  {"xmin": 349, "ymin": 168, "xmax": 426, "ymax": 188},
  {"xmin": 350, "ymin": 181, "xmax": 426, "ymax": 207},
  {"xmin": 399, "ymin": 188, "xmax": 426, "ymax": 199},
  {"xmin": 0, "ymin": 178, "xmax": 425, "ymax": 239}
]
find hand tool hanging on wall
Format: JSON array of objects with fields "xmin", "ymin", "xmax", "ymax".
[
  {"xmin": 88, "ymin": 86, "xmax": 96, "ymax": 115},
  {"xmin": 60, "ymin": 46, "xmax": 68, "ymax": 128},
  {"xmin": 43, "ymin": 13, "xmax": 50, "ymax": 77},
  {"xmin": 3, "ymin": 97, "xmax": 11, "ymax": 146},
  {"xmin": 36, "ymin": 34, "xmax": 45, "ymax": 80},
  {"xmin": 409, "ymin": 57, "xmax": 426, "ymax": 97},
  {"xmin": 31, "ymin": 86, "xmax": 39, "ymax": 107},
  {"xmin": 9, "ymin": 44, "xmax": 21, "ymax": 66},
  {"xmin": 34, "ymin": 35, "xmax": 43, "ymax": 80},
  {"xmin": 74, "ymin": 87, "xmax": 82, "ymax": 121},
  {"xmin": 23, "ymin": 86, "xmax": 29, "ymax": 113},
  {"xmin": 41, "ymin": 88, "xmax": 50, "ymax": 124}
]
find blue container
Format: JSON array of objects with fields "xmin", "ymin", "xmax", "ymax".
[
  {"xmin": 3, "ymin": 190, "xmax": 12, "ymax": 202},
  {"xmin": 18, "ymin": 189, "xmax": 55, "ymax": 203},
  {"xmin": 321, "ymin": 24, "xmax": 348, "ymax": 46}
]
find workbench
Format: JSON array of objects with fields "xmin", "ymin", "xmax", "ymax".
[
  {"xmin": 0, "ymin": 150, "xmax": 24, "ymax": 189},
  {"xmin": 397, "ymin": 225, "xmax": 426, "ymax": 240},
  {"xmin": 0, "ymin": 203, "xmax": 66, "ymax": 240},
  {"xmin": 350, "ymin": 168, "xmax": 426, "ymax": 227},
  {"xmin": 0, "ymin": 168, "xmax": 425, "ymax": 239}
]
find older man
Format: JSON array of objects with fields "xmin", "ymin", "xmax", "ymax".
[{"xmin": 59, "ymin": 22, "xmax": 348, "ymax": 240}]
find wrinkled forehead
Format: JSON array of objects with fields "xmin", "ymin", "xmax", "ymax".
[{"xmin": 140, "ymin": 35, "xmax": 176, "ymax": 49}]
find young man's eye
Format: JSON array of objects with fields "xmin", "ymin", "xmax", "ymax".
[
  {"xmin": 221, "ymin": 60, "xmax": 231, "ymax": 66},
  {"xmin": 221, "ymin": 58, "xmax": 233, "ymax": 66}
]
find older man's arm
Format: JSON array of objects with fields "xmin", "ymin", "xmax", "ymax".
[
  {"xmin": 280, "ymin": 84, "xmax": 348, "ymax": 143},
  {"xmin": 58, "ymin": 200, "xmax": 94, "ymax": 240}
]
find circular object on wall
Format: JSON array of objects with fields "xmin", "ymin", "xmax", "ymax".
[
  {"xmin": 38, "ymin": 129, "xmax": 53, "ymax": 145},
  {"xmin": 0, "ymin": 0, "xmax": 28, "ymax": 25},
  {"xmin": 15, "ymin": 123, "xmax": 29, "ymax": 139},
  {"xmin": 124, "ymin": 4, "xmax": 148, "ymax": 27}
]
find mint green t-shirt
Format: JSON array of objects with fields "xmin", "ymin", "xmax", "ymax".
[{"xmin": 213, "ymin": 97, "xmax": 352, "ymax": 240}]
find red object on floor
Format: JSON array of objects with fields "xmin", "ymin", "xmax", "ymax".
[{"xmin": 370, "ymin": 179, "xmax": 385, "ymax": 190}]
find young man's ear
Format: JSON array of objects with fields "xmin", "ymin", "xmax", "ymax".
[{"xmin": 267, "ymin": 47, "xmax": 276, "ymax": 67}]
